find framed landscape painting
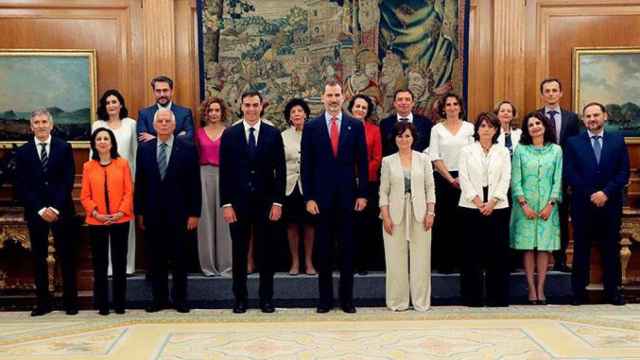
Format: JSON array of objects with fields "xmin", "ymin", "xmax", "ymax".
[
  {"xmin": 0, "ymin": 49, "xmax": 97, "ymax": 148},
  {"xmin": 573, "ymin": 47, "xmax": 640, "ymax": 142}
]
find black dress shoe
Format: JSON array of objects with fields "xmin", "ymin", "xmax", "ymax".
[
  {"xmin": 607, "ymin": 295, "xmax": 626, "ymax": 306},
  {"xmin": 233, "ymin": 301, "xmax": 247, "ymax": 314},
  {"xmin": 341, "ymin": 304, "xmax": 357, "ymax": 314},
  {"xmin": 538, "ymin": 299, "xmax": 547, "ymax": 306},
  {"xmin": 175, "ymin": 302, "xmax": 191, "ymax": 313},
  {"xmin": 145, "ymin": 303, "xmax": 165, "ymax": 313},
  {"xmin": 98, "ymin": 308, "xmax": 110, "ymax": 316},
  {"xmin": 65, "ymin": 306, "xmax": 79, "ymax": 315},
  {"xmin": 571, "ymin": 297, "xmax": 584, "ymax": 306},
  {"xmin": 260, "ymin": 301, "xmax": 275, "ymax": 313},
  {"xmin": 114, "ymin": 308, "xmax": 126, "ymax": 315},
  {"xmin": 316, "ymin": 305, "xmax": 332, "ymax": 313},
  {"xmin": 30, "ymin": 306, "xmax": 52, "ymax": 317}
]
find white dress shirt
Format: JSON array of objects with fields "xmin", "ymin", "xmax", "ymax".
[
  {"xmin": 458, "ymin": 142, "xmax": 511, "ymax": 209},
  {"xmin": 428, "ymin": 121, "xmax": 474, "ymax": 171},
  {"xmin": 242, "ymin": 119, "xmax": 262, "ymax": 143},
  {"xmin": 544, "ymin": 106, "xmax": 562, "ymax": 141},
  {"xmin": 396, "ymin": 113, "xmax": 414, "ymax": 122}
]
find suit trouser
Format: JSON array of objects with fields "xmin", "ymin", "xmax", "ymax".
[
  {"xmin": 382, "ymin": 193, "xmax": 431, "ymax": 311},
  {"xmin": 27, "ymin": 217, "xmax": 78, "ymax": 308},
  {"xmin": 145, "ymin": 220, "xmax": 189, "ymax": 305},
  {"xmin": 89, "ymin": 222, "xmax": 129, "ymax": 310},
  {"xmin": 432, "ymin": 172, "xmax": 462, "ymax": 272},
  {"xmin": 229, "ymin": 198, "xmax": 274, "ymax": 302},
  {"xmin": 315, "ymin": 205, "xmax": 354, "ymax": 307},
  {"xmin": 554, "ymin": 185, "xmax": 570, "ymax": 267},
  {"xmin": 571, "ymin": 202, "xmax": 622, "ymax": 299},
  {"xmin": 354, "ymin": 181, "xmax": 384, "ymax": 271},
  {"xmin": 460, "ymin": 207, "xmax": 510, "ymax": 306}
]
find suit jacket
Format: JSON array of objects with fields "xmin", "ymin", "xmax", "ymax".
[
  {"xmin": 379, "ymin": 151, "xmax": 436, "ymax": 224},
  {"xmin": 134, "ymin": 137, "xmax": 201, "ymax": 225},
  {"xmin": 300, "ymin": 113, "xmax": 368, "ymax": 210},
  {"xmin": 458, "ymin": 142, "xmax": 511, "ymax": 209},
  {"xmin": 379, "ymin": 113, "xmax": 432, "ymax": 156},
  {"xmin": 136, "ymin": 103, "xmax": 195, "ymax": 142},
  {"xmin": 80, "ymin": 158, "xmax": 133, "ymax": 225},
  {"xmin": 15, "ymin": 137, "xmax": 75, "ymax": 223},
  {"xmin": 219, "ymin": 121, "xmax": 286, "ymax": 214},
  {"xmin": 537, "ymin": 107, "xmax": 580, "ymax": 148},
  {"xmin": 564, "ymin": 130, "xmax": 630, "ymax": 209}
]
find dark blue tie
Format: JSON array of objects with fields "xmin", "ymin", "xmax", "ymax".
[
  {"xmin": 248, "ymin": 127, "xmax": 257, "ymax": 158},
  {"xmin": 592, "ymin": 135, "xmax": 602, "ymax": 164},
  {"xmin": 547, "ymin": 110, "xmax": 559, "ymax": 142}
]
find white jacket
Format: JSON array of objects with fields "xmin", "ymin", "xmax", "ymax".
[{"xmin": 458, "ymin": 142, "xmax": 511, "ymax": 209}]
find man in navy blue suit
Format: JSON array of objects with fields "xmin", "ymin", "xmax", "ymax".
[
  {"xmin": 564, "ymin": 102, "xmax": 629, "ymax": 306},
  {"xmin": 15, "ymin": 109, "xmax": 78, "ymax": 316},
  {"xmin": 537, "ymin": 78, "xmax": 581, "ymax": 272},
  {"xmin": 379, "ymin": 89, "xmax": 432, "ymax": 156},
  {"xmin": 137, "ymin": 75, "xmax": 194, "ymax": 143},
  {"xmin": 219, "ymin": 91, "xmax": 285, "ymax": 314},
  {"xmin": 301, "ymin": 79, "xmax": 368, "ymax": 314},
  {"xmin": 135, "ymin": 108, "xmax": 201, "ymax": 313}
]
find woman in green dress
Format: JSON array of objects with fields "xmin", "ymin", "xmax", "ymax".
[{"xmin": 510, "ymin": 112, "xmax": 562, "ymax": 305}]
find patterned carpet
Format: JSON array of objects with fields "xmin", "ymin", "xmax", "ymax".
[{"xmin": 2, "ymin": 304, "xmax": 640, "ymax": 359}]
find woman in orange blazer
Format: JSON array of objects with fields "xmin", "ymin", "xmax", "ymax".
[{"xmin": 81, "ymin": 128, "xmax": 133, "ymax": 315}]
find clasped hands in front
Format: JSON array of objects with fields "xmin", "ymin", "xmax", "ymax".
[
  {"xmin": 94, "ymin": 210, "xmax": 125, "ymax": 225},
  {"xmin": 472, "ymin": 196, "xmax": 498, "ymax": 217}
]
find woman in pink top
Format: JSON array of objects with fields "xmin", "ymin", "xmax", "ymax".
[{"xmin": 196, "ymin": 97, "xmax": 232, "ymax": 276}]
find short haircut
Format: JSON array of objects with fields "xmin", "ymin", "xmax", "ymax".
[
  {"xmin": 324, "ymin": 79, "xmax": 343, "ymax": 92},
  {"xmin": 394, "ymin": 88, "xmax": 414, "ymax": 101},
  {"xmin": 437, "ymin": 92, "xmax": 465, "ymax": 119},
  {"xmin": 473, "ymin": 112, "xmax": 500, "ymax": 143},
  {"xmin": 539, "ymin": 78, "xmax": 562, "ymax": 94},
  {"xmin": 493, "ymin": 100, "xmax": 517, "ymax": 119},
  {"xmin": 241, "ymin": 90, "xmax": 263, "ymax": 103},
  {"xmin": 30, "ymin": 108, "xmax": 53, "ymax": 123},
  {"xmin": 97, "ymin": 89, "xmax": 129, "ymax": 121},
  {"xmin": 391, "ymin": 121, "xmax": 418, "ymax": 143},
  {"xmin": 347, "ymin": 94, "xmax": 374, "ymax": 121},
  {"xmin": 199, "ymin": 97, "xmax": 228, "ymax": 127},
  {"xmin": 283, "ymin": 98, "xmax": 311, "ymax": 125},
  {"xmin": 153, "ymin": 108, "xmax": 176, "ymax": 123},
  {"xmin": 519, "ymin": 111, "xmax": 556, "ymax": 145},
  {"xmin": 89, "ymin": 127, "xmax": 120, "ymax": 161},
  {"xmin": 151, "ymin": 75, "xmax": 174, "ymax": 89},
  {"xmin": 582, "ymin": 101, "xmax": 607, "ymax": 114}
]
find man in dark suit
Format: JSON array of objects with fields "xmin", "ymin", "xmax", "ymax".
[
  {"xmin": 134, "ymin": 108, "xmax": 201, "ymax": 313},
  {"xmin": 137, "ymin": 75, "xmax": 194, "ymax": 143},
  {"xmin": 15, "ymin": 109, "xmax": 78, "ymax": 316},
  {"xmin": 565, "ymin": 102, "xmax": 629, "ymax": 306},
  {"xmin": 379, "ymin": 89, "xmax": 432, "ymax": 156},
  {"xmin": 219, "ymin": 91, "xmax": 285, "ymax": 314},
  {"xmin": 537, "ymin": 78, "xmax": 581, "ymax": 272},
  {"xmin": 301, "ymin": 79, "xmax": 368, "ymax": 314}
]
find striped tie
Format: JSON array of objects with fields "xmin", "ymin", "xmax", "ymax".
[
  {"xmin": 158, "ymin": 142, "xmax": 168, "ymax": 179},
  {"xmin": 39, "ymin": 143, "xmax": 48, "ymax": 174}
]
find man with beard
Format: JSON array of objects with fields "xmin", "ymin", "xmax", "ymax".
[
  {"xmin": 565, "ymin": 102, "xmax": 629, "ymax": 306},
  {"xmin": 137, "ymin": 75, "xmax": 194, "ymax": 143},
  {"xmin": 301, "ymin": 79, "xmax": 368, "ymax": 314}
]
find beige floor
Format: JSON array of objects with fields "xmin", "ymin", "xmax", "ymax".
[{"xmin": 2, "ymin": 304, "xmax": 640, "ymax": 359}]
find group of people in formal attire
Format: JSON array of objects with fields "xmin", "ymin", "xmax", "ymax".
[{"xmin": 14, "ymin": 75, "xmax": 629, "ymax": 317}]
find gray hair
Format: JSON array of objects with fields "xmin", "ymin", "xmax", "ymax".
[
  {"xmin": 153, "ymin": 108, "xmax": 176, "ymax": 123},
  {"xmin": 30, "ymin": 108, "xmax": 53, "ymax": 123}
]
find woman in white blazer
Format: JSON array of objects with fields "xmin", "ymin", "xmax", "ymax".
[
  {"xmin": 458, "ymin": 112, "xmax": 511, "ymax": 307},
  {"xmin": 281, "ymin": 98, "xmax": 316, "ymax": 275},
  {"xmin": 495, "ymin": 101, "xmax": 522, "ymax": 156},
  {"xmin": 380, "ymin": 122, "xmax": 436, "ymax": 311}
]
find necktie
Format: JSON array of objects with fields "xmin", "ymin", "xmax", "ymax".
[
  {"xmin": 399, "ymin": 117, "xmax": 409, "ymax": 123},
  {"xmin": 248, "ymin": 127, "xmax": 257, "ymax": 158},
  {"xmin": 330, "ymin": 117, "xmax": 339, "ymax": 157},
  {"xmin": 39, "ymin": 143, "xmax": 48, "ymax": 173},
  {"xmin": 547, "ymin": 110, "xmax": 559, "ymax": 142},
  {"xmin": 592, "ymin": 135, "xmax": 602, "ymax": 164},
  {"xmin": 158, "ymin": 142, "xmax": 168, "ymax": 179}
]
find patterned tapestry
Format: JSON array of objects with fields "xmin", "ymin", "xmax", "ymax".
[{"xmin": 199, "ymin": 0, "xmax": 469, "ymax": 128}]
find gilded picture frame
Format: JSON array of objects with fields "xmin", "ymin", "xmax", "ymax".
[
  {"xmin": 573, "ymin": 46, "xmax": 640, "ymax": 144},
  {"xmin": 0, "ymin": 49, "xmax": 98, "ymax": 148}
]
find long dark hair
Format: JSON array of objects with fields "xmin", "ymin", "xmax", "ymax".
[
  {"xmin": 90, "ymin": 127, "xmax": 120, "ymax": 161},
  {"xmin": 519, "ymin": 111, "xmax": 556, "ymax": 145},
  {"xmin": 97, "ymin": 89, "xmax": 129, "ymax": 120}
]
